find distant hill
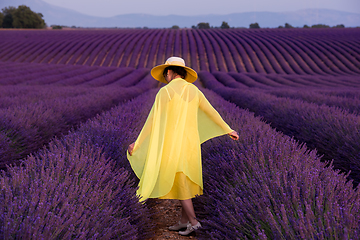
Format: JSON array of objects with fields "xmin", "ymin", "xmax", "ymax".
[{"xmin": 1, "ymin": 0, "xmax": 360, "ymax": 28}]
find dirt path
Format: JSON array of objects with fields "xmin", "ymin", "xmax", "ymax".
[{"xmin": 146, "ymin": 199, "xmax": 197, "ymax": 240}]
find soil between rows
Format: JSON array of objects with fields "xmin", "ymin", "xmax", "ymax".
[{"xmin": 146, "ymin": 199, "xmax": 197, "ymax": 240}]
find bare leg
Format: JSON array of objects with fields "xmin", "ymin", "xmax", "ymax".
[
  {"xmin": 180, "ymin": 206, "xmax": 189, "ymax": 224},
  {"xmin": 180, "ymin": 199, "xmax": 198, "ymax": 226}
]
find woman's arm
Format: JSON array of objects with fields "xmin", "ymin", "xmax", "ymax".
[
  {"xmin": 128, "ymin": 142, "xmax": 135, "ymax": 156},
  {"xmin": 228, "ymin": 130, "xmax": 239, "ymax": 140}
]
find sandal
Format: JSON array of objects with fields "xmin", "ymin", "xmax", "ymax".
[
  {"xmin": 168, "ymin": 221, "xmax": 190, "ymax": 231},
  {"xmin": 179, "ymin": 222, "xmax": 201, "ymax": 236}
]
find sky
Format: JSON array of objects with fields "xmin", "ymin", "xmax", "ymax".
[{"xmin": 41, "ymin": 0, "xmax": 360, "ymax": 17}]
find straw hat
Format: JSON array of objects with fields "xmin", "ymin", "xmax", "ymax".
[{"xmin": 151, "ymin": 57, "xmax": 198, "ymax": 84}]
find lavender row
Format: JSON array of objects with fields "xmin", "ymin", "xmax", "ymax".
[
  {"xmin": 200, "ymin": 71, "xmax": 360, "ymax": 185},
  {"xmin": 57, "ymin": 83, "xmax": 360, "ymax": 238},
  {"xmin": 204, "ymin": 28, "xmax": 359, "ymax": 75},
  {"xmin": 0, "ymin": 138, "xmax": 154, "ymax": 239},
  {"xmin": 197, "ymin": 30, "xmax": 218, "ymax": 72},
  {"xmin": 191, "ymin": 30, "xmax": 208, "ymax": 71},
  {"xmin": 165, "ymin": 30, "xmax": 175, "ymax": 62},
  {"xmin": 318, "ymin": 89, "xmax": 360, "ymax": 99},
  {"xmin": 266, "ymin": 88, "xmax": 360, "ymax": 115},
  {"xmin": 258, "ymin": 32, "xmax": 327, "ymax": 74},
  {"xmin": 4, "ymin": 85, "xmax": 359, "ymax": 238},
  {"xmin": 215, "ymin": 30, "xmax": 252, "ymax": 73},
  {"xmin": 0, "ymin": 89, "xmax": 159, "ymax": 239},
  {"xmin": 193, "ymin": 88, "xmax": 360, "ymax": 239},
  {"xmin": 206, "ymin": 30, "xmax": 237, "ymax": 72},
  {"xmin": 0, "ymin": 81, "xmax": 359, "ymax": 239},
  {"xmin": 0, "ymin": 61, "xmax": 153, "ymax": 86},
  {"xmin": 0, "ymin": 62, "xmax": 68, "ymax": 78},
  {"xmin": 298, "ymin": 35, "xmax": 360, "ymax": 74},
  {"xmin": 137, "ymin": 30, "xmax": 161, "ymax": 68},
  {"xmin": 239, "ymin": 30, "xmax": 322, "ymax": 75},
  {"xmin": 0, "ymin": 86, "xmax": 91, "ymax": 109},
  {"xmin": 212, "ymin": 71, "xmax": 360, "ymax": 89},
  {"xmin": 0, "ymin": 62, "xmax": 102, "ymax": 85},
  {"xmin": 120, "ymin": 31, "xmax": 154, "ymax": 68},
  {"xmin": 1, "ymin": 28, "xmax": 359, "ymax": 75},
  {"xmin": 0, "ymin": 78, "xmax": 157, "ymax": 169},
  {"xmin": 145, "ymin": 30, "xmax": 165, "ymax": 68},
  {"xmin": 64, "ymin": 83, "xmax": 360, "ymax": 238},
  {"xmin": 252, "ymin": 29, "xmax": 360, "ymax": 75},
  {"xmin": 186, "ymin": 29, "xmax": 199, "ymax": 71}
]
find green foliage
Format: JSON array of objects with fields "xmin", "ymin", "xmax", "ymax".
[
  {"xmin": 311, "ymin": 24, "xmax": 330, "ymax": 28},
  {"xmin": 249, "ymin": 22, "xmax": 260, "ymax": 29},
  {"xmin": 52, "ymin": 25, "xmax": 62, "ymax": 29},
  {"xmin": 220, "ymin": 21, "xmax": 230, "ymax": 29},
  {"xmin": 303, "ymin": 24, "xmax": 310, "ymax": 28},
  {"xmin": 2, "ymin": 6, "xmax": 16, "ymax": 28},
  {"xmin": 2, "ymin": 14, "xmax": 13, "ymax": 28},
  {"xmin": 1, "ymin": 5, "xmax": 45, "ymax": 29},
  {"xmin": 171, "ymin": 25, "xmax": 179, "ymax": 29},
  {"xmin": 0, "ymin": 12, "xmax": 3, "ymax": 27},
  {"xmin": 197, "ymin": 22, "xmax": 210, "ymax": 29},
  {"xmin": 2, "ymin": 6, "xmax": 16, "ymax": 15},
  {"xmin": 284, "ymin": 23, "xmax": 293, "ymax": 28},
  {"xmin": 333, "ymin": 24, "xmax": 345, "ymax": 28}
]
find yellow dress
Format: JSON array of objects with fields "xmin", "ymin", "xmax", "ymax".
[{"xmin": 127, "ymin": 78, "xmax": 234, "ymax": 201}]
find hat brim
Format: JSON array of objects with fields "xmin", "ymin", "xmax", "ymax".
[{"xmin": 151, "ymin": 64, "xmax": 198, "ymax": 84}]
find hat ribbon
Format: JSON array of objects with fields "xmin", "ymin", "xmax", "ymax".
[{"xmin": 165, "ymin": 60, "xmax": 186, "ymax": 67}]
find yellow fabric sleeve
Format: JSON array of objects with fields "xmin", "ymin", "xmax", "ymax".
[{"xmin": 197, "ymin": 90, "xmax": 233, "ymax": 143}]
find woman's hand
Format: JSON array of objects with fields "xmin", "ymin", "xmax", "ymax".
[
  {"xmin": 228, "ymin": 131, "xmax": 239, "ymax": 140},
  {"xmin": 128, "ymin": 142, "xmax": 135, "ymax": 156}
]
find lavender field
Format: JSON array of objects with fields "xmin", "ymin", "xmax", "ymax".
[{"xmin": 0, "ymin": 28, "xmax": 360, "ymax": 239}]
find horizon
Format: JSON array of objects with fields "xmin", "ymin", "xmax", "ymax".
[
  {"xmin": 38, "ymin": 0, "xmax": 360, "ymax": 17},
  {"xmin": 1, "ymin": 0, "xmax": 359, "ymax": 28},
  {"xmin": 73, "ymin": 8, "xmax": 359, "ymax": 18}
]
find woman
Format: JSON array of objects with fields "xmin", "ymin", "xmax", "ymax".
[{"xmin": 127, "ymin": 57, "xmax": 239, "ymax": 236}]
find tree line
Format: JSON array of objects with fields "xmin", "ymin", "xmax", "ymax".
[
  {"xmin": 172, "ymin": 22, "xmax": 347, "ymax": 29},
  {"xmin": 0, "ymin": 5, "xmax": 46, "ymax": 29}
]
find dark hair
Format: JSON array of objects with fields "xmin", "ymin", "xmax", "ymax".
[{"xmin": 163, "ymin": 66, "xmax": 187, "ymax": 79}]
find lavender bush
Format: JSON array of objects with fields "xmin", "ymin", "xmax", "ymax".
[
  {"xmin": 1, "ymin": 27, "xmax": 360, "ymax": 239},
  {"xmin": 0, "ymin": 85, "xmax": 90, "ymax": 109},
  {"xmin": 53, "ymin": 67, "xmax": 116, "ymax": 86},
  {"xmin": 0, "ymin": 77, "xmax": 157, "ymax": 169},
  {"xmin": 93, "ymin": 30, "xmax": 132, "ymax": 66},
  {"xmin": 2, "ymin": 28, "xmax": 354, "ymax": 71},
  {"xmin": 194, "ymin": 89, "xmax": 360, "ymax": 239},
  {"xmin": 110, "ymin": 31, "xmax": 142, "ymax": 68},
  {"xmin": 318, "ymin": 88, "xmax": 360, "ymax": 99},
  {"xmin": 81, "ymin": 67, "xmax": 133, "ymax": 87},
  {"xmin": 200, "ymin": 71, "xmax": 360, "ymax": 185},
  {"xmin": 145, "ymin": 30, "xmax": 164, "ymax": 68},
  {"xmin": 0, "ymin": 138, "xmax": 153, "ymax": 239},
  {"xmin": 0, "ymin": 89, "xmax": 161, "ymax": 239},
  {"xmin": 1, "ymin": 81, "xmax": 360, "ymax": 238},
  {"xmin": 266, "ymin": 88, "xmax": 360, "ymax": 115},
  {"xmin": 57, "ymin": 84, "xmax": 360, "ymax": 239},
  {"xmin": 59, "ymin": 89, "xmax": 157, "ymax": 179}
]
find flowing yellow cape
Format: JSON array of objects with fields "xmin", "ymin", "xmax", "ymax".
[{"xmin": 127, "ymin": 78, "xmax": 233, "ymax": 201}]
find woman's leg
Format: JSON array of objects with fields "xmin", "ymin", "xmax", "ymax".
[
  {"xmin": 180, "ymin": 199, "xmax": 198, "ymax": 226},
  {"xmin": 180, "ymin": 206, "xmax": 189, "ymax": 223}
]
